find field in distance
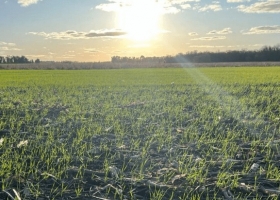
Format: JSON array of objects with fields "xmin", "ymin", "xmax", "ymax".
[
  {"xmin": 1, "ymin": 61, "xmax": 280, "ymax": 70},
  {"xmin": 0, "ymin": 67, "xmax": 280, "ymax": 199}
]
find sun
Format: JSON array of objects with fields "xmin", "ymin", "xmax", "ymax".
[{"xmin": 117, "ymin": 0, "xmax": 162, "ymax": 42}]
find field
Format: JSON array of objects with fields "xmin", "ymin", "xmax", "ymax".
[{"xmin": 0, "ymin": 67, "xmax": 280, "ymax": 199}]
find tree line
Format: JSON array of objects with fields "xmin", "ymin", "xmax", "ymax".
[
  {"xmin": 112, "ymin": 45, "xmax": 280, "ymax": 63},
  {"xmin": 0, "ymin": 55, "xmax": 40, "ymax": 64},
  {"xmin": 2, "ymin": 45, "xmax": 280, "ymax": 64}
]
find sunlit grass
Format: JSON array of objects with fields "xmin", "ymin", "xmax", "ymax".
[
  {"xmin": 0, "ymin": 67, "xmax": 280, "ymax": 87},
  {"xmin": 0, "ymin": 67, "xmax": 279, "ymax": 199}
]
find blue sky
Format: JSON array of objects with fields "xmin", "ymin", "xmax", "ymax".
[{"xmin": 1, "ymin": 0, "xmax": 280, "ymax": 61}]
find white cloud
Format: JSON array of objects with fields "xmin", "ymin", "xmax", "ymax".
[
  {"xmin": 95, "ymin": 0, "xmax": 200, "ymax": 14},
  {"xmin": 188, "ymin": 32, "xmax": 198, "ymax": 36},
  {"xmin": 18, "ymin": 0, "xmax": 40, "ymax": 7},
  {"xmin": 243, "ymin": 25, "xmax": 280, "ymax": 34},
  {"xmin": 26, "ymin": 54, "xmax": 46, "ymax": 58},
  {"xmin": 96, "ymin": 1, "xmax": 179, "ymax": 14},
  {"xmin": 191, "ymin": 36, "xmax": 226, "ymax": 40},
  {"xmin": 250, "ymin": 44, "xmax": 264, "ymax": 47},
  {"xmin": 181, "ymin": 4, "xmax": 191, "ymax": 9},
  {"xmin": 207, "ymin": 28, "xmax": 232, "ymax": 35},
  {"xmin": 198, "ymin": 4, "xmax": 222, "ymax": 12},
  {"xmin": 28, "ymin": 30, "xmax": 127, "ymax": 40},
  {"xmin": 238, "ymin": 1, "xmax": 280, "ymax": 13},
  {"xmin": 95, "ymin": 3, "xmax": 122, "ymax": 12},
  {"xmin": 84, "ymin": 48, "xmax": 103, "ymax": 53},
  {"xmin": 0, "ymin": 47, "xmax": 21, "ymax": 51},
  {"xmin": 0, "ymin": 41, "xmax": 16, "ymax": 46},
  {"xmin": 0, "ymin": 42, "xmax": 21, "ymax": 51}
]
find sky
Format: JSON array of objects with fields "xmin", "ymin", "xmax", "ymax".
[{"xmin": 0, "ymin": 0, "xmax": 280, "ymax": 62}]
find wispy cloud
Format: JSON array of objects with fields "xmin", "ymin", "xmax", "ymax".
[
  {"xmin": 188, "ymin": 32, "xmax": 198, "ymax": 36},
  {"xmin": 84, "ymin": 48, "xmax": 103, "ymax": 53},
  {"xmin": 0, "ymin": 46, "xmax": 21, "ymax": 51},
  {"xmin": 18, "ymin": 0, "xmax": 41, "ymax": 7},
  {"xmin": 0, "ymin": 41, "xmax": 21, "ymax": 51},
  {"xmin": 28, "ymin": 30, "xmax": 127, "ymax": 40},
  {"xmin": 95, "ymin": 3, "xmax": 123, "ymax": 12},
  {"xmin": 191, "ymin": 36, "xmax": 226, "ymax": 40},
  {"xmin": 238, "ymin": 0, "xmax": 280, "ymax": 13},
  {"xmin": 180, "ymin": 4, "xmax": 191, "ymax": 9},
  {"xmin": 243, "ymin": 25, "xmax": 280, "ymax": 34},
  {"xmin": 0, "ymin": 41, "xmax": 16, "ymax": 46},
  {"xmin": 197, "ymin": 4, "xmax": 222, "ymax": 12},
  {"xmin": 95, "ymin": 0, "xmax": 199, "ymax": 14},
  {"xmin": 26, "ymin": 54, "xmax": 47, "ymax": 58},
  {"xmin": 207, "ymin": 28, "xmax": 232, "ymax": 35},
  {"xmin": 85, "ymin": 30, "xmax": 126, "ymax": 37}
]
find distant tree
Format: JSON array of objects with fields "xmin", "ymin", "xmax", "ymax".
[
  {"xmin": 116, "ymin": 46, "xmax": 280, "ymax": 64},
  {"xmin": 6, "ymin": 56, "xmax": 13, "ymax": 63},
  {"xmin": 35, "ymin": 58, "xmax": 40, "ymax": 63},
  {"xmin": 10, "ymin": 55, "xmax": 29, "ymax": 63},
  {"xmin": 111, "ymin": 56, "xmax": 121, "ymax": 63},
  {"xmin": 21, "ymin": 56, "xmax": 28, "ymax": 63}
]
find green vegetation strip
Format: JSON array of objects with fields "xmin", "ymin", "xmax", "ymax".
[{"xmin": 0, "ymin": 67, "xmax": 280, "ymax": 199}]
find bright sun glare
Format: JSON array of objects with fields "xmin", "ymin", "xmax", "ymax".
[{"xmin": 118, "ymin": 0, "xmax": 161, "ymax": 41}]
